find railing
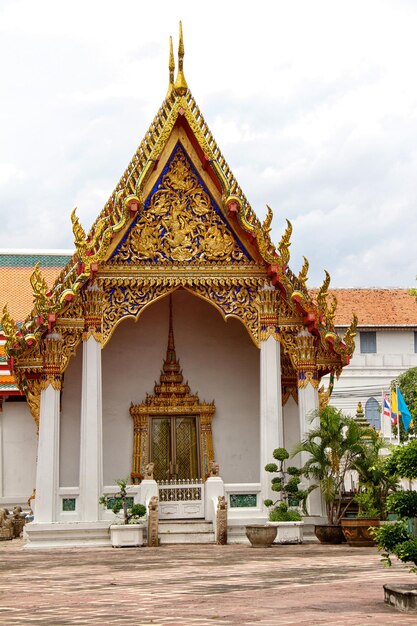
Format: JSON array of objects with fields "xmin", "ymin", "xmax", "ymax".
[{"xmin": 157, "ymin": 479, "xmax": 204, "ymax": 503}]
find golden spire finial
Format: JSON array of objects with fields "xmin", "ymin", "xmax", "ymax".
[
  {"xmin": 174, "ymin": 21, "xmax": 188, "ymax": 96},
  {"xmin": 166, "ymin": 36, "xmax": 175, "ymax": 98}
]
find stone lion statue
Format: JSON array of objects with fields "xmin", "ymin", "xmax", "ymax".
[
  {"xmin": 144, "ymin": 463, "xmax": 155, "ymax": 480},
  {"xmin": 210, "ymin": 462, "xmax": 219, "ymax": 477}
]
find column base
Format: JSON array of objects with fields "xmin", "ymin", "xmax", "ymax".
[{"xmin": 24, "ymin": 521, "xmax": 111, "ymax": 549}]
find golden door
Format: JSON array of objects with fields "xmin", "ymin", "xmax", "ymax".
[{"xmin": 150, "ymin": 416, "xmax": 200, "ymax": 481}]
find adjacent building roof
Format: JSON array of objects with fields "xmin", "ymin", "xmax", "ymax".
[
  {"xmin": 324, "ymin": 289, "xmax": 417, "ymax": 327},
  {"xmin": 0, "ymin": 252, "xmax": 71, "ymax": 323}
]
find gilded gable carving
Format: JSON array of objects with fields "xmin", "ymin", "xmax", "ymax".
[{"xmin": 112, "ymin": 145, "xmax": 249, "ymax": 265}]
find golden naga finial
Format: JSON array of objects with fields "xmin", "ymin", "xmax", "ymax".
[
  {"xmin": 319, "ymin": 372, "xmax": 334, "ymax": 410},
  {"xmin": 326, "ymin": 294, "xmax": 338, "ymax": 327},
  {"xmin": 343, "ymin": 313, "xmax": 358, "ymax": 354},
  {"xmin": 166, "ymin": 36, "xmax": 175, "ymax": 98},
  {"xmin": 71, "ymin": 208, "xmax": 87, "ymax": 254},
  {"xmin": 174, "ymin": 21, "xmax": 188, "ymax": 96},
  {"xmin": 297, "ymin": 256, "xmax": 309, "ymax": 287},
  {"xmin": 277, "ymin": 219, "xmax": 292, "ymax": 266},
  {"xmin": 262, "ymin": 205, "xmax": 273, "ymax": 236},
  {"xmin": 30, "ymin": 262, "xmax": 49, "ymax": 312},
  {"xmin": 1, "ymin": 304, "xmax": 18, "ymax": 348},
  {"xmin": 317, "ymin": 270, "xmax": 331, "ymax": 310}
]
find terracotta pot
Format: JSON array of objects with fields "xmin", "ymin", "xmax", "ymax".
[
  {"xmin": 341, "ymin": 518, "xmax": 380, "ymax": 547},
  {"xmin": 245, "ymin": 524, "xmax": 277, "ymax": 547},
  {"xmin": 314, "ymin": 524, "xmax": 345, "ymax": 544}
]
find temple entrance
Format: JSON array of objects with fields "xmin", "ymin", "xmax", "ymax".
[
  {"xmin": 150, "ymin": 416, "xmax": 200, "ymax": 481},
  {"xmin": 129, "ymin": 294, "xmax": 216, "ymax": 519}
]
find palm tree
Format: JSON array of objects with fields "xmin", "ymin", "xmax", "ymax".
[
  {"xmin": 351, "ymin": 432, "xmax": 399, "ymax": 519},
  {"xmin": 292, "ymin": 405, "xmax": 374, "ymax": 525}
]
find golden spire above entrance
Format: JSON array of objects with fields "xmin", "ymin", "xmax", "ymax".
[
  {"xmin": 161, "ymin": 294, "xmax": 183, "ymax": 388},
  {"xmin": 174, "ymin": 21, "xmax": 188, "ymax": 96}
]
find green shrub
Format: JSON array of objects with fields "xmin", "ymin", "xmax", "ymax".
[
  {"xmin": 264, "ymin": 447, "xmax": 307, "ymax": 520},
  {"xmin": 387, "ymin": 491, "xmax": 417, "ymax": 519},
  {"xmin": 269, "ymin": 502, "xmax": 302, "ymax": 522},
  {"xmin": 273, "ymin": 448, "xmax": 289, "ymax": 461}
]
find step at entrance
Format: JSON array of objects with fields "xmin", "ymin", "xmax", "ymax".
[{"xmin": 158, "ymin": 519, "xmax": 215, "ymax": 544}]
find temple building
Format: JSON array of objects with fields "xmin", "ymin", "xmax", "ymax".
[{"xmin": 0, "ymin": 28, "xmax": 355, "ymax": 547}]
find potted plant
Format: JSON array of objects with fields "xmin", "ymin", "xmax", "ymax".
[
  {"xmin": 341, "ymin": 432, "xmax": 399, "ymax": 547},
  {"xmin": 371, "ymin": 439, "xmax": 417, "ymax": 613},
  {"xmin": 263, "ymin": 447, "xmax": 307, "ymax": 544},
  {"xmin": 293, "ymin": 405, "xmax": 373, "ymax": 544},
  {"xmin": 99, "ymin": 478, "xmax": 147, "ymax": 547}
]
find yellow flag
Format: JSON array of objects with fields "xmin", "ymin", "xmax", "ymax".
[{"xmin": 391, "ymin": 389, "xmax": 398, "ymax": 426}]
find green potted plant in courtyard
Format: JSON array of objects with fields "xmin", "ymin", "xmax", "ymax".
[
  {"xmin": 341, "ymin": 432, "xmax": 399, "ymax": 546},
  {"xmin": 99, "ymin": 478, "xmax": 147, "ymax": 547},
  {"xmin": 371, "ymin": 439, "xmax": 417, "ymax": 612},
  {"xmin": 293, "ymin": 405, "xmax": 374, "ymax": 544},
  {"xmin": 263, "ymin": 447, "xmax": 308, "ymax": 544}
]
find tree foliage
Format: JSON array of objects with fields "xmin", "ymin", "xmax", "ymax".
[
  {"xmin": 372, "ymin": 439, "xmax": 417, "ymax": 573},
  {"xmin": 392, "ymin": 367, "xmax": 417, "ymax": 441},
  {"xmin": 292, "ymin": 405, "xmax": 375, "ymax": 525},
  {"xmin": 352, "ymin": 433, "xmax": 399, "ymax": 519}
]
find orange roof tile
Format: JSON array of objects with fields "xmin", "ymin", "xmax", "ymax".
[
  {"xmin": 311, "ymin": 288, "xmax": 417, "ymax": 327},
  {"xmin": 0, "ymin": 266, "xmax": 66, "ymax": 323}
]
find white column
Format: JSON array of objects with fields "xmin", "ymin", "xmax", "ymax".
[
  {"xmin": 79, "ymin": 334, "xmax": 103, "ymax": 521},
  {"xmin": 34, "ymin": 384, "xmax": 60, "ymax": 523},
  {"xmin": 260, "ymin": 334, "xmax": 283, "ymax": 505},
  {"xmin": 297, "ymin": 382, "xmax": 324, "ymax": 516}
]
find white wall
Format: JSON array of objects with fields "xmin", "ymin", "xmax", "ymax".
[
  {"xmin": 283, "ymin": 396, "xmax": 300, "ymax": 459},
  {"xmin": 101, "ymin": 289, "xmax": 260, "ymax": 484},
  {"xmin": 324, "ymin": 328, "xmax": 417, "ymax": 417},
  {"xmin": 0, "ymin": 400, "xmax": 37, "ymax": 501}
]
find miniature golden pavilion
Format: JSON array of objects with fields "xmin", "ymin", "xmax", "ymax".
[{"xmin": 1, "ymin": 24, "xmax": 355, "ymax": 546}]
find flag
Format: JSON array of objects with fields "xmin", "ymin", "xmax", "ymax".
[
  {"xmin": 382, "ymin": 392, "xmax": 392, "ymax": 437},
  {"xmin": 397, "ymin": 388, "xmax": 413, "ymax": 432},
  {"xmin": 383, "ymin": 393, "xmax": 391, "ymax": 419},
  {"xmin": 391, "ymin": 389, "xmax": 398, "ymax": 426}
]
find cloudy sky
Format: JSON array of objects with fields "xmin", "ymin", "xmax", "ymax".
[{"xmin": 1, "ymin": 0, "xmax": 417, "ymax": 288}]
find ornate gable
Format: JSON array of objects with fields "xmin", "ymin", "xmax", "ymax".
[{"xmin": 110, "ymin": 144, "xmax": 252, "ymax": 266}]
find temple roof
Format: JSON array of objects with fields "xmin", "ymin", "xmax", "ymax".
[
  {"xmin": 0, "ymin": 252, "xmax": 70, "ymax": 322},
  {"xmin": 310, "ymin": 288, "xmax": 417, "ymax": 327},
  {"xmin": 1, "ymin": 25, "xmax": 356, "ymax": 380}
]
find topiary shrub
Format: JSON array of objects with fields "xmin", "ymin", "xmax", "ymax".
[{"xmin": 263, "ymin": 447, "xmax": 307, "ymax": 521}]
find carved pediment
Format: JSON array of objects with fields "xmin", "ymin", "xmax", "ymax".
[{"xmin": 110, "ymin": 144, "xmax": 252, "ymax": 266}]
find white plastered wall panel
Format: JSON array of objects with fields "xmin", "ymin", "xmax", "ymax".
[
  {"xmin": 1, "ymin": 401, "xmax": 37, "ymax": 498},
  {"xmin": 282, "ymin": 395, "xmax": 300, "ymax": 461},
  {"xmin": 101, "ymin": 289, "xmax": 260, "ymax": 484},
  {"xmin": 59, "ymin": 348, "xmax": 82, "ymax": 487},
  {"xmin": 324, "ymin": 329, "xmax": 417, "ymax": 416}
]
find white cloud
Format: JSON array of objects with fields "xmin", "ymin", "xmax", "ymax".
[{"xmin": 1, "ymin": 0, "xmax": 417, "ymax": 287}]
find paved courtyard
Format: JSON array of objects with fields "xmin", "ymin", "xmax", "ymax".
[{"xmin": 0, "ymin": 539, "xmax": 416, "ymax": 625}]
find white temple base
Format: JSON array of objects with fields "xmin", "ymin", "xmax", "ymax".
[{"xmin": 24, "ymin": 521, "xmax": 111, "ymax": 549}]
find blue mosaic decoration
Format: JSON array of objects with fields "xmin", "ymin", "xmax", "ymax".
[
  {"xmin": 62, "ymin": 498, "xmax": 76, "ymax": 512},
  {"xmin": 229, "ymin": 494, "xmax": 257, "ymax": 508}
]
